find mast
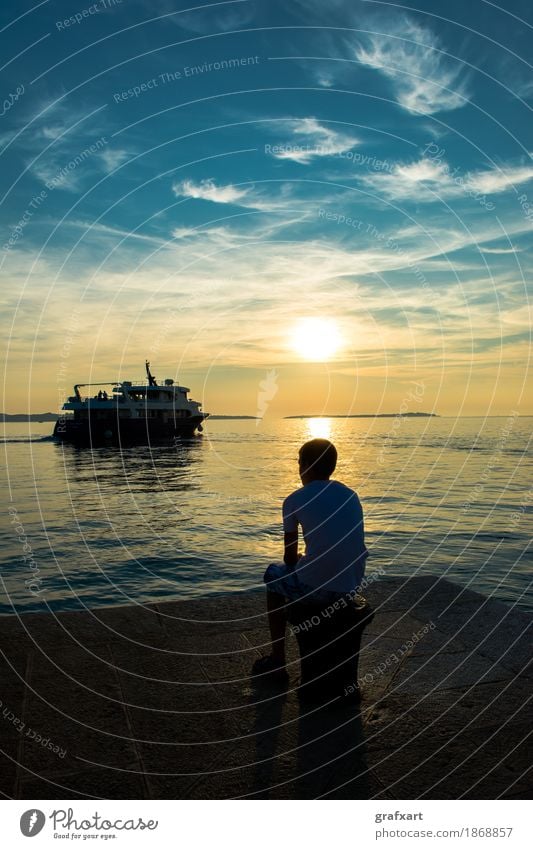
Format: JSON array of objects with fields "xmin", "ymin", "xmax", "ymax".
[{"xmin": 145, "ymin": 360, "xmax": 157, "ymax": 386}]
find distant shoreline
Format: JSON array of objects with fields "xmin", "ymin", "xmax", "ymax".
[
  {"xmin": 3, "ymin": 412, "xmax": 532, "ymax": 422},
  {"xmin": 0, "ymin": 413, "xmax": 259, "ymax": 422},
  {"xmin": 284, "ymin": 412, "xmax": 439, "ymax": 419}
]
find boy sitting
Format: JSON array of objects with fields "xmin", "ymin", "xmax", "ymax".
[{"xmin": 253, "ymin": 438, "xmax": 368, "ymax": 678}]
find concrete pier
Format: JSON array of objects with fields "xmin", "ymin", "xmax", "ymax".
[{"xmin": 0, "ymin": 576, "xmax": 531, "ymax": 799}]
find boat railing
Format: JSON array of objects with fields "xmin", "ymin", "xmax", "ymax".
[
  {"xmin": 81, "ymin": 395, "xmax": 125, "ymax": 404},
  {"xmin": 122, "ymin": 378, "xmax": 166, "ymax": 386}
]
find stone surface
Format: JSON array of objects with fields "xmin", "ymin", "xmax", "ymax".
[
  {"xmin": 390, "ymin": 649, "xmax": 511, "ymax": 695},
  {"xmin": 0, "ymin": 578, "xmax": 531, "ymax": 799}
]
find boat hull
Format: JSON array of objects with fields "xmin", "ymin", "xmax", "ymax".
[{"xmin": 53, "ymin": 415, "xmax": 206, "ymax": 445}]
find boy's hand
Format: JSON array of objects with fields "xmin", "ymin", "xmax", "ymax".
[{"xmin": 283, "ymin": 530, "xmax": 299, "ymax": 566}]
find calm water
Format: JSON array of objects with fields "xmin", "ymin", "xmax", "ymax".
[{"xmin": 1, "ymin": 417, "xmax": 532, "ymax": 614}]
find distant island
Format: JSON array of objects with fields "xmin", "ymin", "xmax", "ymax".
[
  {"xmin": 284, "ymin": 412, "xmax": 439, "ymax": 419},
  {"xmin": 1, "ymin": 412, "xmax": 60, "ymax": 422}
]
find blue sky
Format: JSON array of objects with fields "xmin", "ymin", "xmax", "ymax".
[{"xmin": 1, "ymin": 0, "xmax": 532, "ymax": 414}]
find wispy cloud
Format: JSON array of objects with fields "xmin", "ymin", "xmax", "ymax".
[
  {"xmin": 478, "ymin": 246, "xmax": 521, "ymax": 254},
  {"xmin": 65, "ymin": 220, "xmax": 167, "ymax": 246},
  {"xmin": 267, "ymin": 117, "xmax": 358, "ymax": 163},
  {"xmin": 172, "ymin": 178, "xmax": 250, "ymax": 205},
  {"xmin": 170, "ymin": 177, "xmax": 306, "ymax": 213},
  {"xmin": 146, "ymin": 0, "xmax": 255, "ymax": 34},
  {"xmin": 360, "ymin": 156, "xmax": 533, "ymax": 201},
  {"xmin": 29, "ymin": 138, "xmax": 115, "ymax": 192},
  {"xmin": 171, "ymin": 224, "xmax": 257, "ymax": 244},
  {"xmin": 8, "ymin": 97, "xmax": 111, "ymax": 191},
  {"xmin": 316, "ymin": 72, "xmax": 335, "ymax": 89},
  {"xmin": 99, "ymin": 148, "xmax": 130, "ymax": 173},
  {"xmin": 359, "ymin": 157, "xmax": 461, "ymax": 201},
  {"xmin": 355, "ymin": 18, "xmax": 469, "ymax": 115},
  {"xmin": 513, "ymin": 78, "xmax": 533, "ymax": 100},
  {"xmin": 39, "ymin": 125, "xmax": 67, "ymax": 141},
  {"xmin": 468, "ymin": 165, "xmax": 533, "ymax": 195}
]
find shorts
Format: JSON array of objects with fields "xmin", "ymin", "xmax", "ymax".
[{"xmin": 264, "ymin": 562, "xmax": 347, "ymax": 605}]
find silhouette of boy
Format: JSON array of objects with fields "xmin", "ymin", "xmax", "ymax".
[{"xmin": 253, "ymin": 438, "xmax": 368, "ymax": 678}]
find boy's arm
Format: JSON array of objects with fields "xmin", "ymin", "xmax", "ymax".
[
  {"xmin": 282, "ymin": 494, "xmax": 300, "ymax": 566},
  {"xmin": 283, "ymin": 530, "xmax": 299, "ymax": 566}
]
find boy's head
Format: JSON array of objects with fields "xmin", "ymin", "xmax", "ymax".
[{"xmin": 298, "ymin": 438, "xmax": 337, "ymax": 483}]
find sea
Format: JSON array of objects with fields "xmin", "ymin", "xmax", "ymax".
[{"xmin": 1, "ymin": 416, "xmax": 531, "ymax": 615}]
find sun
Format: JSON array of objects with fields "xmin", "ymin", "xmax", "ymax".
[{"xmin": 291, "ymin": 318, "xmax": 342, "ymax": 361}]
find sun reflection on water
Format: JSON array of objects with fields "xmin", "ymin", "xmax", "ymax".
[{"xmin": 306, "ymin": 417, "xmax": 332, "ymax": 440}]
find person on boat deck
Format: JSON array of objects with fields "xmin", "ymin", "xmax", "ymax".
[{"xmin": 253, "ymin": 438, "xmax": 368, "ymax": 678}]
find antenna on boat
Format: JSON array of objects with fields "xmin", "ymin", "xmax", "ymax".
[{"xmin": 145, "ymin": 360, "xmax": 157, "ymax": 386}]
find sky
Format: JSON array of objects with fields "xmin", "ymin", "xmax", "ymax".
[{"xmin": 1, "ymin": 0, "xmax": 532, "ymax": 416}]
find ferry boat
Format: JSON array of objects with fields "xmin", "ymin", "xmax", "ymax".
[{"xmin": 53, "ymin": 361, "xmax": 208, "ymax": 444}]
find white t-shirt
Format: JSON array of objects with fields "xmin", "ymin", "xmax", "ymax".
[{"xmin": 282, "ymin": 479, "xmax": 368, "ymax": 594}]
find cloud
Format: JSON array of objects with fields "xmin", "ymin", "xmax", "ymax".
[
  {"xmin": 467, "ymin": 165, "xmax": 533, "ymax": 195},
  {"xmin": 355, "ymin": 18, "xmax": 469, "ymax": 115},
  {"xmin": 268, "ymin": 117, "xmax": 359, "ymax": 163},
  {"xmin": 478, "ymin": 246, "xmax": 521, "ymax": 255},
  {"xmin": 178, "ymin": 4, "xmax": 254, "ymax": 34},
  {"xmin": 172, "ymin": 178, "xmax": 250, "ymax": 205},
  {"xmin": 359, "ymin": 157, "xmax": 462, "ymax": 201},
  {"xmin": 9, "ymin": 97, "xmax": 110, "ymax": 190},
  {"xmin": 29, "ymin": 136, "xmax": 115, "ymax": 192},
  {"xmin": 30, "ymin": 144, "xmax": 133, "ymax": 190},
  {"xmin": 40, "ymin": 125, "xmax": 66, "ymax": 141},
  {"xmin": 316, "ymin": 73, "xmax": 334, "ymax": 89},
  {"xmin": 65, "ymin": 220, "xmax": 167, "ymax": 246},
  {"xmin": 170, "ymin": 178, "xmax": 305, "ymax": 213},
  {"xmin": 360, "ymin": 156, "xmax": 533, "ymax": 202},
  {"xmin": 99, "ymin": 148, "xmax": 130, "ymax": 173},
  {"xmin": 513, "ymin": 78, "xmax": 533, "ymax": 100},
  {"xmin": 171, "ymin": 224, "xmax": 256, "ymax": 244},
  {"xmin": 30, "ymin": 159, "xmax": 82, "ymax": 192}
]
